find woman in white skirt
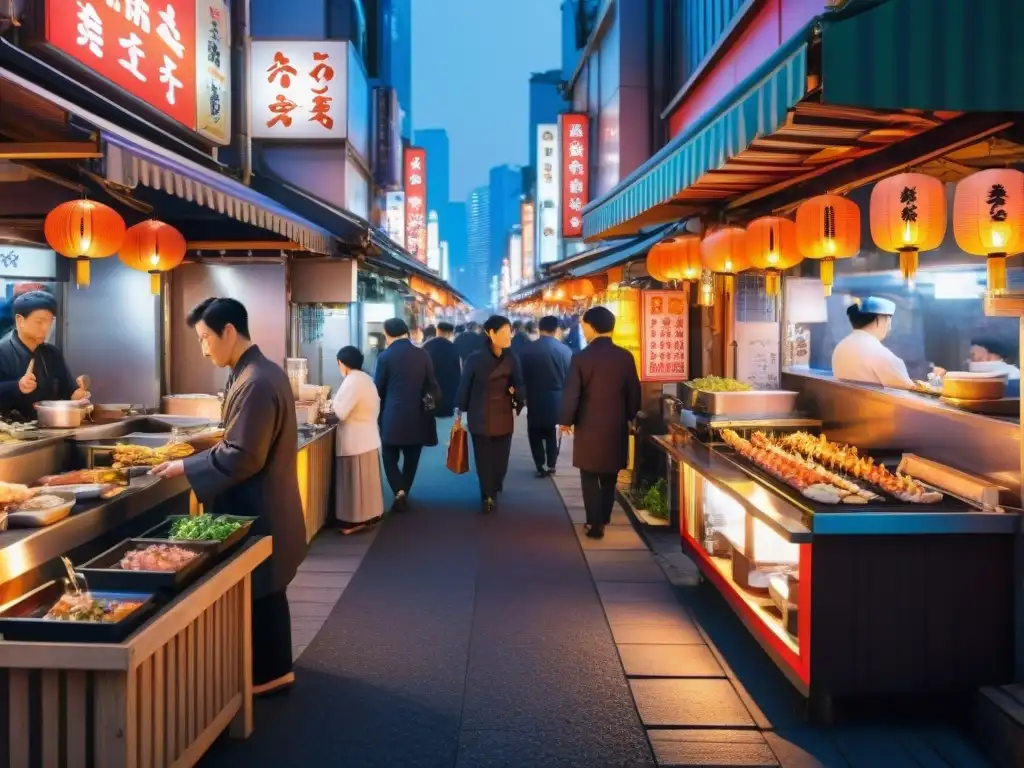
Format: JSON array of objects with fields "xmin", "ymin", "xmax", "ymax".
[{"xmin": 332, "ymin": 346, "xmax": 385, "ymax": 534}]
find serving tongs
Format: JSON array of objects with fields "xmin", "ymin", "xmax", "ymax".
[{"xmin": 60, "ymin": 556, "xmax": 89, "ymax": 596}]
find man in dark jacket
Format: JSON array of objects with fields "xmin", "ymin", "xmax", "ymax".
[
  {"xmin": 0, "ymin": 290, "xmax": 90, "ymax": 420},
  {"xmin": 510, "ymin": 320, "xmax": 530, "ymax": 356},
  {"xmin": 151, "ymin": 297, "xmax": 307, "ymax": 696},
  {"xmin": 454, "ymin": 321, "xmax": 487, "ymax": 364},
  {"xmin": 423, "ymin": 322, "xmax": 460, "ymax": 418},
  {"xmin": 559, "ymin": 306, "xmax": 641, "ymax": 539},
  {"xmin": 375, "ymin": 318, "xmax": 439, "ymax": 512},
  {"xmin": 520, "ymin": 315, "xmax": 572, "ymax": 477}
]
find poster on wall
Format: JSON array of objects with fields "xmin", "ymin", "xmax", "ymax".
[
  {"xmin": 521, "ymin": 202, "xmax": 535, "ymax": 284},
  {"xmin": 559, "ymin": 113, "xmax": 589, "ymax": 239},
  {"xmin": 640, "ymin": 290, "xmax": 688, "ymax": 382},
  {"xmin": 194, "ymin": 0, "xmax": 231, "ymax": 143},
  {"xmin": 249, "ymin": 40, "xmax": 348, "ymax": 140},
  {"xmin": 384, "ymin": 190, "xmax": 406, "ymax": 247},
  {"xmin": 404, "ymin": 147, "xmax": 427, "ymax": 262},
  {"xmin": 536, "ymin": 124, "xmax": 560, "ymax": 263},
  {"xmin": 735, "ymin": 321, "xmax": 781, "ymax": 389}
]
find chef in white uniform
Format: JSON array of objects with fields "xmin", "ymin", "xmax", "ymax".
[
  {"xmin": 967, "ymin": 339, "xmax": 1021, "ymax": 380},
  {"xmin": 831, "ymin": 297, "xmax": 914, "ymax": 389}
]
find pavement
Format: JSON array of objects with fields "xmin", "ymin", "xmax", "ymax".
[{"xmin": 201, "ymin": 421, "xmax": 993, "ymax": 768}]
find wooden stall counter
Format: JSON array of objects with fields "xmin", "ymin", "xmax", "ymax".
[
  {"xmin": 297, "ymin": 426, "xmax": 334, "ymax": 542},
  {"xmin": 0, "ymin": 536, "xmax": 271, "ymax": 768}
]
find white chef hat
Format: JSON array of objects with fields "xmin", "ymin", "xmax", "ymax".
[{"xmin": 858, "ymin": 296, "xmax": 896, "ymax": 316}]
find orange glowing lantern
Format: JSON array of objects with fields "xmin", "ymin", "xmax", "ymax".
[
  {"xmin": 745, "ymin": 217, "xmax": 801, "ymax": 297},
  {"xmin": 953, "ymin": 168, "xmax": 1024, "ymax": 294},
  {"xmin": 117, "ymin": 220, "xmax": 187, "ymax": 295},
  {"xmin": 795, "ymin": 194, "xmax": 860, "ymax": 297},
  {"xmin": 700, "ymin": 227, "xmax": 750, "ymax": 275},
  {"xmin": 567, "ymin": 277, "xmax": 604, "ymax": 301},
  {"xmin": 870, "ymin": 173, "xmax": 946, "ymax": 282},
  {"xmin": 648, "ymin": 236, "xmax": 702, "ymax": 284},
  {"xmin": 645, "ymin": 244, "xmax": 670, "ymax": 282},
  {"xmin": 44, "ymin": 199, "xmax": 126, "ymax": 287}
]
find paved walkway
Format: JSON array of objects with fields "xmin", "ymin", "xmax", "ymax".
[{"xmin": 202, "ymin": 422, "xmax": 993, "ymax": 768}]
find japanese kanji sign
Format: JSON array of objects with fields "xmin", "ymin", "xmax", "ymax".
[
  {"xmin": 640, "ymin": 290, "xmax": 689, "ymax": 382},
  {"xmin": 536, "ymin": 123, "xmax": 560, "ymax": 264},
  {"xmin": 194, "ymin": 0, "xmax": 230, "ymax": 143},
  {"xmin": 521, "ymin": 201, "xmax": 535, "ymax": 285},
  {"xmin": 47, "ymin": 0, "xmax": 200, "ymax": 130},
  {"xmin": 560, "ymin": 113, "xmax": 589, "ymax": 239},
  {"xmin": 249, "ymin": 41, "xmax": 349, "ymax": 140},
  {"xmin": 404, "ymin": 147, "xmax": 427, "ymax": 263}
]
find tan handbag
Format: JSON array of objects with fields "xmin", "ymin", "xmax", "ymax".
[{"xmin": 447, "ymin": 419, "xmax": 470, "ymax": 474}]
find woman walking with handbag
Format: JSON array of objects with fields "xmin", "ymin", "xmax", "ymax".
[{"xmin": 455, "ymin": 315, "xmax": 525, "ymax": 513}]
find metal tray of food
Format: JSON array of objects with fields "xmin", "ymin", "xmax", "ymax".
[
  {"xmin": 693, "ymin": 390, "xmax": 799, "ymax": 417},
  {"xmin": 0, "ymin": 581, "xmax": 156, "ymax": 643},
  {"xmin": 79, "ymin": 437, "xmax": 198, "ymax": 471},
  {"xmin": 136, "ymin": 514, "xmax": 256, "ymax": 555},
  {"xmin": 77, "ymin": 539, "xmax": 212, "ymax": 593},
  {"xmin": 5, "ymin": 490, "xmax": 76, "ymax": 527}
]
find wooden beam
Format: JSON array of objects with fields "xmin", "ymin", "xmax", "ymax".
[
  {"xmin": 186, "ymin": 240, "xmax": 305, "ymax": 251},
  {"xmin": 0, "ymin": 142, "xmax": 101, "ymax": 160}
]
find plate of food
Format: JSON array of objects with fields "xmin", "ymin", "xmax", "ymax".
[
  {"xmin": 0, "ymin": 581, "xmax": 155, "ymax": 642},
  {"xmin": 5, "ymin": 490, "xmax": 76, "ymax": 527},
  {"xmin": 111, "ymin": 441, "xmax": 195, "ymax": 469},
  {"xmin": 77, "ymin": 540, "xmax": 210, "ymax": 592},
  {"xmin": 137, "ymin": 513, "xmax": 256, "ymax": 554}
]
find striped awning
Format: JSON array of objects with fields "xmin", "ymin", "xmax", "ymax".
[{"xmin": 571, "ymin": 225, "xmax": 678, "ymax": 277}]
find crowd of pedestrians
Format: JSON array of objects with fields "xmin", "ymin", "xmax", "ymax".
[{"xmin": 329, "ymin": 308, "xmax": 641, "ymax": 539}]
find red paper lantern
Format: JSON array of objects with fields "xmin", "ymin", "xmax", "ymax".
[
  {"xmin": 44, "ymin": 199, "xmax": 126, "ymax": 287},
  {"xmin": 796, "ymin": 194, "xmax": 860, "ymax": 297},
  {"xmin": 118, "ymin": 220, "xmax": 187, "ymax": 295},
  {"xmin": 700, "ymin": 227, "xmax": 750, "ymax": 275},
  {"xmin": 745, "ymin": 217, "xmax": 801, "ymax": 297},
  {"xmin": 870, "ymin": 173, "xmax": 946, "ymax": 281},
  {"xmin": 648, "ymin": 236, "xmax": 702, "ymax": 284},
  {"xmin": 953, "ymin": 169, "xmax": 1024, "ymax": 294}
]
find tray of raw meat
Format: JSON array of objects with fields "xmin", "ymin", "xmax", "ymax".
[{"xmin": 77, "ymin": 540, "xmax": 211, "ymax": 593}]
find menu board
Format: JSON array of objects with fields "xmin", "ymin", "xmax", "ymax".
[
  {"xmin": 640, "ymin": 290, "xmax": 688, "ymax": 382},
  {"xmin": 735, "ymin": 321, "xmax": 781, "ymax": 389}
]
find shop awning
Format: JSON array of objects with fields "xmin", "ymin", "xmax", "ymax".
[
  {"xmin": 570, "ymin": 225, "xmax": 678, "ymax": 278},
  {"xmin": 821, "ymin": 0, "xmax": 1024, "ymax": 113},
  {"xmin": 0, "ymin": 66, "xmax": 334, "ymax": 255}
]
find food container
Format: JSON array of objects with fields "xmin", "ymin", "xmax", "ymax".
[
  {"xmin": 161, "ymin": 394, "xmax": 222, "ymax": 420},
  {"xmin": 0, "ymin": 581, "xmax": 156, "ymax": 643},
  {"xmin": 692, "ymin": 390, "xmax": 799, "ymax": 417},
  {"xmin": 91, "ymin": 403, "xmax": 143, "ymax": 422},
  {"xmin": 286, "ymin": 358, "xmax": 309, "ymax": 398},
  {"xmin": 34, "ymin": 400, "xmax": 92, "ymax": 428},
  {"xmin": 298, "ymin": 384, "xmax": 320, "ymax": 401},
  {"xmin": 941, "ymin": 371, "xmax": 1007, "ymax": 401},
  {"xmin": 77, "ymin": 539, "xmax": 211, "ymax": 593},
  {"xmin": 6, "ymin": 490, "xmax": 75, "ymax": 527},
  {"xmin": 295, "ymin": 401, "xmax": 319, "ymax": 425},
  {"xmin": 137, "ymin": 514, "xmax": 256, "ymax": 555}
]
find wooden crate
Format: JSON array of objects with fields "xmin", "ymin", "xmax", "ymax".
[{"xmin": 0, "ymin": 537, "xmax": 271, "ymax": 768}]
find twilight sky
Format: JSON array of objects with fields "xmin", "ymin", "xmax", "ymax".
[{"xmin": 411, "ymin": 0, "xmax": 562, "ymax": 203}]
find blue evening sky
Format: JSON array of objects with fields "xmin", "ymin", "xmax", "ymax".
[{"xmin": 411, "ymin": 0, "xmax": 562, "ymax": 203}]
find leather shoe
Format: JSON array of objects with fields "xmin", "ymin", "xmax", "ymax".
[
  {"xmin": 584, "ymin": 524, "xmax": 605, "ymax": 539},
  {"xmin": 482, "ymin": 497, "xmax": 496, "ymax": 514},
  {"xmin": 535, "ymin": 468, "xmax": 549, "ymax": 478}
]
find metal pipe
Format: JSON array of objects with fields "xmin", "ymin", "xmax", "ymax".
[{"xmin": 723, "ymin": 274, "xmax": 736, "ymax": 380}]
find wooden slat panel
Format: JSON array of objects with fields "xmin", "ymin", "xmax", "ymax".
[
  {"xmin": 152, "ymin": 646, "xmax": 165, "ymax": 768},
  {"xmin": 65, "ymin": 672, "xmax": 87, "ymax": 768},
  {"xmin": 137, "ymin": 656, "xmax": 153, "ymax": 768},
  {"xmin": 230, "ymin": 576, "xmax": 253, "ymax": 738},
  {"xmin": 216, "ymin": 596, "xmax": 225, "ymax": 713},
  {"xmin": 206, "ymin": 602, "xmax": 215, "ymax": 721},
  {"xmin": 40, "ymin": 670, "xmax": 59, "ymax": 768},
  {"xmin": 196, "ymin": 613, "xmax": 206, "ymax": 732},
  {"xmin": 185, "ymin": 622, "xmax": 195, "ymax": 748},
  {"xmin": 177, "ymin": 629, "xmax": 187, "ymax": 759},
  {"xmin": 165, "ymin": 636, "xmax": 176, "ymax": 764},
  {"xmin": 8, "ymin": 669, "xmax": 29, "ymax": 768},
  {"xmin": 94, "ymin": 671, "xmax": 134, "ymax": 768}
]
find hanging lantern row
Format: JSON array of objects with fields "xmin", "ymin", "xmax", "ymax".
[
  {"xmin": 869, "ymin": 172, "xmax": 945, "ymax": 282},
  {"xmin": 646, "ymin": 236, "xmax": 702, "ymax": 284},
  {"xmin": 43, "ymin": 199, "xmax": 187, "ymax": 292},
  {"xmin": 952, "ymin": 168, "xmax": 1024, "ymax": 294}
]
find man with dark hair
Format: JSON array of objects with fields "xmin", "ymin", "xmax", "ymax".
[
  {"xmin": 423, "ymin": 325, "xmax": 437, "ymax": 341},
  {"xmin": 968, "ymin": 338, "xmax": 1020, "ymax": 380},
  {"xmin": 152, "ymin": 296, "xmax": 307, "ymax": 696},
  {"xmin": 0, "ymin": 289, "xmax": 89, "ymax": 419},
  {"xmin": 524, "ymin": 320, "xmax": 538, "ymax": 342},
  {"xmin": 520, "ymin": 315, "xmax": 572, "ymax": 477},
  {"xmin": 510, "ymin": 319, "xmax": 530, "ymax": 356},
  {"xmin": 423, "ymin": 322, "xmax": 460, "ymax": 418},
  {"xmin": 559, "ymin": 306, "xmax": 641, "ymax": 539},
  {"xmin": 375, "ymin": 317, "xmax": 440, "ymax": 511},
  {"xmin": 454, "ymin": 324, "xmax": 466, "ymax": 335},
  {"xmin": 454, "ymin": 320, "xmax": 487, "ymax": 364}
]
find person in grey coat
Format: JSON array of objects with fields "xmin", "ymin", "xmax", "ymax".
[
  {"xmin": 559, "ymin": 306, "xmax": 641, "ymax": 539},
  {"xmin": 374, "ymin": 318, "xmax": 439, "ymax": 512},
  {"xmin": 520, "ymin": 316, "xmax": 572, "ymax": 477},
  {"xmin": 151, "ymin": 297, "xmax": 307, "ymax": 696}
]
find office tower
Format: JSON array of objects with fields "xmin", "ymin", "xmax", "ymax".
[
  {"xmin": 414, "ymin": 128, "xmax": 450, "ymax": 214},
  {"xmin": 445, "ymin": 201, "xmax": 468, "ymax": 282},
  {"xmin": 527, "ymin": 70, "xmax": 566, "ymax": 196},
  {"xmin": 368, "ymin": 0, "xmax": 413, "ymax": 140},
  {"xmin": 467, "ymin": 185, "xmax": 492, "ymax": 308},
  {"xmin": 488, "ymin": 165, "xmax": 523, "ymax": 280}
]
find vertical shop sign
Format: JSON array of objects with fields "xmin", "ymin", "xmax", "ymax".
[
  {"xmin": 521, "ymin": 201, "xmax": 535, "ymax": 284},
  {"xmin": 536, "ymin": 124, "xmax": 560, "ymax": 263},
  {"xmin": 384, "ymin": 190, "xmax": 406, "ymax": 247},
  {"xmin": 195, "ymin": 0, "xmax": 231, "ymax": 143},
  {"xmin": 47, "ymin": 0, "xmax": 198, "ymax": 129},
  {"xmin": 560, "ymin": 114, "xmax": 589, "ymax": 239},
  {"xmin": 249, "ymin": 41, "xmax": 348, "ymax": 140},
  {"xmin": 640, "ymin": 290, "xmax": 689, "ymax": 382},
  {"xmin": 404, "ymin": 147, "xmax": 427, "ymax": 262}
]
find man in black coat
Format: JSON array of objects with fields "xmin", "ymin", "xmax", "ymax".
[
  {"xmin": 374, "ymin": 318, "xmax": 439, "ymax": 512},
  {"xmin": 520, "ymin": 315, "xmax": 572, "ymax": 477},
  {"xmin": 559, "ymin": 306, "xmax": 641, "ymax": 539},
  {"xmin": 151, "ymin": 297, "xmax": 307, "ymax": 696},
  {"xmin": 510, "ymin": 320, "xmax": 531, "ymax": 356},
  {"xmin": 423, "ymin": 322, "xmax": 460, "ymax": 418},
  {"xmin": 454, "ymin": 321, "xmax": 487, "ymax": 364}
]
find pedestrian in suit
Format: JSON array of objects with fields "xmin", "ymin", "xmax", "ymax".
[
  {"xmin": 520, "ymin": 315, "xmax": 572, "ymax": 477},
  {"xmin": 374, "ymin": 318, "xmax": 440, "ymax": 512},
  {"xmin": 559, "ymin": 306, "xmax": 641, "ymax": 539},
  {"xmin": 423, "ymin": 322, "xmax": 461, "ymax": 418},
  {"xmin": 510, "ymin": 320, "xmax": 531, "ymax": 356},
  {"xmin": 455, "ymin": 315, "xmax": 525, "ymax": 514},
  {"xmin": 454, "ymin": 321, "xmax": 487, "ymax": 364}
]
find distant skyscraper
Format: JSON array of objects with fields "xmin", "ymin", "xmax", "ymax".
[
  {"xmin": 445, "ymin": 200, "xmax": 468, "ymax": 284},
  {"xmin": 373, "ymin": 0, "xmax": 413, "ymax": 140},
  {"xmin": 488, "ymin": 165, "xmax": 522, "ymax": 280},
  {"xmin": 467, "ymin": 186, "xmax": 492, "ymax": 308},
  {"xmin": 414, "ymin": 128, "xmax": 450, "ymax": 214},
  {"xmin": 527, "ymin": 70, "xmax": 565, "ymax": 196}
]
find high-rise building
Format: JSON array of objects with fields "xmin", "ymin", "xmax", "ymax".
[
  {"xmin": 445, "ymin": 201, "xmax": 468, "ymax": 285},
  {"xmin": 488, "ymin": 165, "xmax": 523, "ymax": 280},
  {"xmin": 527, "ymin": 70, "xmax": 566, "ymax": 196},
  {"xmin": 369, "ymin": 0, "xmax": 413, "ymax": 140},
  {"xmin": 467, "ymin": 185, "xmax": 492, "ymax": 308},
  {"xmin": 414, "ymin": 128, "xmax": 450, "ymax": 214}
]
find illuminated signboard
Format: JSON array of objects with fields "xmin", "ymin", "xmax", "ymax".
[
  {"xmin": 404, "ymin": 147, "xmax": 427, "ymax": 262},
  {"xmin": 384, "ymin": 190, "xmax": 406, "ymax": 247},
  {"xmin": 536, "ymin": 123, "xmax": 560, "ymax": 263},
  {"xmin": 521, "ymin": 201, "xmax": 535, "ymax": 284},
  {"xmin": 560, "ymin": 114, "xmax": 589, "ymax": 239},
  {"xmin": 46, "ymin": 0, "xmax": 231, "ymax": 144}
]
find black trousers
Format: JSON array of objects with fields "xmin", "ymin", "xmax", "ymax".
[
  {"xmin": 527, "ymin": 425, "xmax": 559, "ymax": 470},
  {"xmin": 471, "ymin": 433, "xmax": 513, "ymax": 499},
  {"xmin": 580, "ymin": 470, "xmax": 618, "ymax": 528},
  {"xmin": 252, "ymin": 590, "xmax": 293, "ymax": 685},
  {"xmin": 381, "ymin": 445, "xmax": 423, "ymax": 495}
]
